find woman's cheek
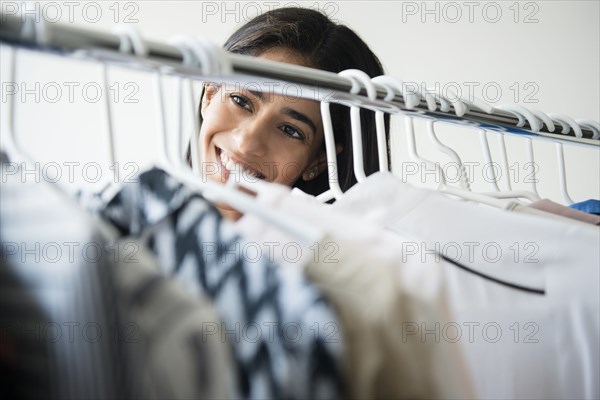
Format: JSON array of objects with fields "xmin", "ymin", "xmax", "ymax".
[
  {"xmin": 273, "ymin": 152, "xmax": 306, "ymax": 185},
  {"xmin": 202, "ymin": 103, "xmax": 232, "ymax": 141}
]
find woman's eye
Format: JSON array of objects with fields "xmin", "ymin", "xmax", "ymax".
[
  {"xmin": 280, "ymin": 125, "xmax": 305, "ymax": 140},
  {"xmin": 230, "ymin": 94, "xmax": 252, "ymax": 111}
]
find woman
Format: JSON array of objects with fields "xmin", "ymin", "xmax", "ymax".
[{"xmin": 188, "ymin": 7, "xmax": 389, "ymax": 219}]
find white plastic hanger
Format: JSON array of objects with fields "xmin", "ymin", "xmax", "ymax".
[
  {"xmin": 364, "ymin": 77, "xmax": 519, "ymax": 209},
  {"xmin": 315, "ymin": 100, "xmax": 344, "ymax": 202},
  {"xmin": 3, "ymin": 12, "xmax": 47, "ymax": 163},
  {"xmin": 170, "ymin": 35, "xmax": 246, "ymax": 175},
  {"xmin": 316, "ymin": 69, "xmax": 379, "ymax": 202},
  {"xmin": 522, "ymin": 107, "xmax": 583, "ymax": 205},
  {"xmin": 441, "ymin": 86, "xmax": 469, "ymax": 117},
  {"xmin": 340, "ymin": 69, "xmax": 392, "ymax": 177},
  {"xmin": 3, "ymin": 36, "xmax": 121, "ymax": 230},
  {"xmin": 406, "ymin": 117, "xmax": 515, "ymax": 209},
  {"xmin": 529, "ymin": 109, "xmax": 556, "ymax": 133},
  {"xmin": 521, "ymin": 106, "xmax": 582, "ymax": 204},
  {"xmin": 368, "ymin": 77, "xmax": 473, "ymax": 194},
  {"xmin": 168, "ymin": 36, "xmax": 204, "ymax": 171},
  {"xmin": 437, "ymin": 86, "xmax": 469, "ymax": 116},
  {"xmin": 494, "ymin": 104, "xmax": 595, "ymax": 204},
  {"xmin": 547, "ymin": 113, "xmax": 583, "ymax": 138},
  {"xmin": 371, "ymin": 75, "xmax": 471, "ymax": 188},
  {"xmin": 367, "ymin": 76, "xmax": 392, "ymax": 172},
  {"xmin": 4, "ymin": 18, "xmax": 130, "ymax": 199},
  {"xmin": 495, "ymin": 132, "xmax": 512, "ymax": 192},
  {"xmin": 6, "ymin": 43, "xmax": 107, "ymax": 200},
  {"xmin": 189, "ymin": 78, "xmax": 201, "ymax": 174},
  {"xmin": 337, "ymin": 69, "xmax": 372, "ymax": 183},
  {"xmin": 476, "ymin": 127, "xmax": 541, "ymax": 201},
  {"xmin": 524, "ymin": 130, "xmax": 541, "ymax": 199},
  {"xmin": 5, "ymin": 44, "xmax": 109, "ymax": 206},
  {"xmin": 554, "ymin": 141, "xmax": 574, "ymax": 205},
  {"xmin": 494, "ymin": 104, "xmax": 600, "ymax": 204},
  {"xmin": 3, "ymin": 46, "xmax": 31, "ymax": 163},
  {"xmin": 575, "ymin": 119, "xmax": 600, "ymax": 140},
  {"xmin": 420, "ymin": 88, "xmax": 438, "ymax": 112},
  {"xmin": 462, "ymin": 95, "xmax": 495, "ymax": 115},
  {"xmin": 486, "ymin": 105, "xmax": 543, "ymax": 201},
  {"xmin": 101, "ymin": 62, "xmax": 118, "ymax": 185},
  {"xmin": 370, "ymin": 75, "xmax": 420, "ymax": 111},
  {"xmin": 530, "ymin": 110, "xmax": 573, "ymax": 204},
  {"xmin": 370, "ymin": 75, "xmax": 418, "ymax": 174},
  {"xmin": 489, "ymin": 103, "xmax": 599, "ymax": 204},
  {"xmin": 496, "ymin": 104, "xmax": 543, "ymax": 132},
  {"xmin": 95, "ymin": 26, "xmax": 150, "ymax": 200},
  {"xmin": 423, "ymin": 87, "xmax": 471, "ymax": 189},
  {"xmin": 429, "ymin": 123, "xmax": 471, "ymax": 190},
  {"xmin": 419, "ymin": 89, "xmax": 529, "ymax": 198},
  {"xmin": 429, "ymin": 91, "xmax": 450, "ymax": 112}
]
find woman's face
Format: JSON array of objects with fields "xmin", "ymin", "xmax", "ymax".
[{"xmin": 198, "ymin": 47, "xmax": 327, "ymax": 196}]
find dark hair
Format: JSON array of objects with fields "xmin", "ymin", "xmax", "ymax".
[{"xmin": 189, "ymin": 7, "xmax": 389, "ymax": 196}]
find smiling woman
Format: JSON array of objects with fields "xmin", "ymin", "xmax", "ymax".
[
  {"xmin": 187, "ymin": 7, "xmax": 389, "ymax": 219},
  {"xmin": 200, "ymin": 48, "xmax": 324, "ymax": 186}
]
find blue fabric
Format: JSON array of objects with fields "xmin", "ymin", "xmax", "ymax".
[{"xmin": 569, "ymin": 199, "xmax": 600, "ymax": 216}]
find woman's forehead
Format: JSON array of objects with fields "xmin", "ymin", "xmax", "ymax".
[
  {"xmin": 258, "ymin": 47, "xmax": 315, "ymax": 67},
  {"xmin": 221, "ymin": 83, "xmax": 320, "ymax": 109}
]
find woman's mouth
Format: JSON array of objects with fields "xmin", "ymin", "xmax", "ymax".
[{"xmin": 215, "ymin": 147, "xmax": 265, "ymax": 181}]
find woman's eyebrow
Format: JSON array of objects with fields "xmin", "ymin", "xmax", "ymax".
[
  {"xmin": 246, "ymin": 89, "xmax": 317, "ymax": 135},
  {"xmin": 248, "ymin": 89, "xmax": 266, "ymax": 101},
  {"xmin": 281, "ymin": 107, "xmax": 317, "ymax": 136}
]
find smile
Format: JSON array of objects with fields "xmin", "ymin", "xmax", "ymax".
[{"xmin": 216, "ymin": 147, "xmax": 265, "ymax": 180}]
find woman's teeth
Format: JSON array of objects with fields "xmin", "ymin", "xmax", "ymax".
[{"xmin": 219, "ymin": 150, "xmax": 262, "ymax": 179}]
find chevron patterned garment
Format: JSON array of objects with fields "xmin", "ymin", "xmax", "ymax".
[
  {"xmin": 1, "ymin": 157, "xmax": 236, "ymax": 399},
  {"xmin": 95, "ymin": 168, "xmax": 345, "ymax": 400}
]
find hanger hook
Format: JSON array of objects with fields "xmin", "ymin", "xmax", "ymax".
[
  {"xmin": 174, "ymin": 36, "xmax": 232, "ymax": 76},
  {"xmin": 316, "ymin": 101, "xmax": 345, "ymax": 202},
  {"xmin": 370, "ymin": 75, "xmax": 402, "ymax": 172},
  {"xmin": 112, "ymin": 25, "xmax": 148, "ymax": 57},
  {"xmin": 338, "ymin": 69, "xmax": 378, "ymax": 183},
  {"xmin": 575, "ymin": 119, "xmax": 600, "ymax": 140},
  {"xmin": 371, "ymin": 75, "xmax": 420, "ymax": 110},
  {"xmin": 496, "ymin": 104, "xmax": 543, "ymax": 132},
  {"xmin": 169, "ymin": 36, "xmax": 233, "ymax": 178},
  {"xmin": 547, "ymin": 113, "xmax": 583, "ymax": 138}
]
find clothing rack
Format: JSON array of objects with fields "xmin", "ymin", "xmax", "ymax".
[
  {"xmin": 2, "ymin": 9, "xmax": 599, "ymax": 400},
  {"xmin": 1, "ymin": 12, "xmax": 598, "ymax": 143}
]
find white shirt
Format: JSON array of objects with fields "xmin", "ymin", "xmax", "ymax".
[{"xmin": 332, "ymin": 172, "xmax": 600, "ymax": 399}]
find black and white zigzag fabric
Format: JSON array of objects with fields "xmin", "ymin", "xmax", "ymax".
[
  {"xmin": 98, "ymin": 168, "xmax": 345, "ymax": 400},
  {"xmin": 1, "ymin": 157, "xmax": 235, "ymax": 399}
]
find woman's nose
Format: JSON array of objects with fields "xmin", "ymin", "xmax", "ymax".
[{"xmin": 232, "ymin": 120, "xmax": 268, "ymax": 157}]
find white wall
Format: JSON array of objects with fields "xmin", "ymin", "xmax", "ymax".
[{"xmin": 1, "ymin": 1, "xmax": 598, "ymax": 203}]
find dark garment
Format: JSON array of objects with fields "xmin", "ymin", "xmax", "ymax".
[
  {"xmin": 1, "ymin": 159, "xmax": 233, "ymax": 399},
  {"xmin": 99, "ymin": 167, "xmax": 344, "ymax": 400},
  {"xmin": 1, "ymin": 159, "xmax": 124, "ymax": 399}
]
